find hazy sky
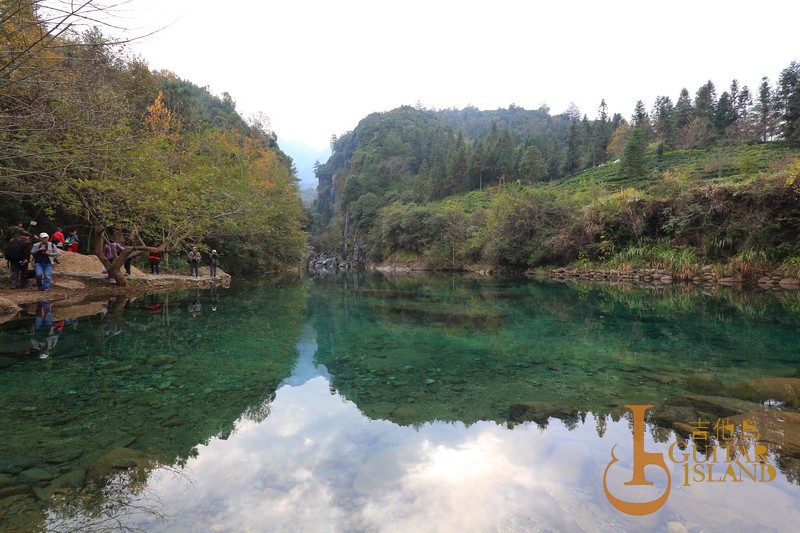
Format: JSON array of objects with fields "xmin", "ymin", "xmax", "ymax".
[{"xmin": 105, "ymin": 0, "xmax": 799, "ymax": 150}]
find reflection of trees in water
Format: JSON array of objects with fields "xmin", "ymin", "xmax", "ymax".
[
  {"xmin": 45, "ymin": 466, "xmax": 193, "ymax": 533},
  {"xmin": 538, "ymin": 409, "xmax": 800, "ymax": 489},
  {"xmin": 240, "ymin": 393, "xmax": 276, "ymax": 424},
  {"xmin": 1, "ymin": 279, "xmax": 308, "ymax": 533}
]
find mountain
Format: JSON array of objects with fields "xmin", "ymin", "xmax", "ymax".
[{"xmin": 278, "ymin": 138, "xmax": 331, "ymax": 189}]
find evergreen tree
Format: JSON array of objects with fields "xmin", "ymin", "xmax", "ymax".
[
  {"xmin": 589, "ymin": 99, "xmax": 611, "ymax": 166},
  {"xmin": 727, "ymin": 85, "xmax": 755, "ymax": 142},
  {"xmin": 652, "ymin": 96, "xmax": 676, "ymax": 149},
  {"xmin": 581, "ymin": 114, "xmax": 592, "ymax": 167},
  {"xmin": 777, "ymin": 61, "xmax": 800, "ymax": 145},
  {"xmin": 468, "ymin": 140, "xmax": 489, "ymax": 189},
  {"xmin": 619, "ymin": 125, "xmax": 648, "ymax": 179},
  {"xmin": 446, "ymin": 132, "xmax": 470, "ymax": 194},
  {"xmin": 714, "ymin": 91, "xmax": 736, "ymax": 134},
  {"xmin": 546, "ymin": 137, "xmax": 561, "ymax": 180},
  {"xmin": 610, "ymin": 112, "xmax": 624, "ymax": 131},
  {"xmin": 729, "ymin": 80, "xmax": 740, "ymax": 119},
  {"xmin": 632, "ymin": 100, "xmax": 649, "ymax": 127},
  {"xmin": 693, "ymin": 80, "xmax": 717, "ymax": 123},
  {"xmin": 562, "ymin": 117, "xmax": 582, "ymax": 175},
  {"xmin": 675, "ymin": 88, "xmax": 693, "ymax": 129},
  {"xmin": 519, "ymin": 145, "xmax": 546, "ymax": 183},
  {"xmin": 754, "ymin": 77, "xmax": 774, "ymax": 142}
]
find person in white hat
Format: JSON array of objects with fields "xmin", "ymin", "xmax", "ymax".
[
  {"xmin": 210, "ymin": 249, "xmax": 219, "ymax": 278},
  {"xmin": 30, "ymin": 232, "xmax": 59, "ymax": 290}
]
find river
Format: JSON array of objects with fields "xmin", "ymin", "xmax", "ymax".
[{"xmin": 1, "ymin": 274, "xmax": 799, "ymax": 532}]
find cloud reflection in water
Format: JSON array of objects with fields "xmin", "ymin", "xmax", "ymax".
[{"xmin": 127, "ymin": 331, "xmax": 800, "ymax": 533}]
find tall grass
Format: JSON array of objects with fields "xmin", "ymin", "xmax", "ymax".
[
  {"xmin": 605, "ymin": 240, "xmax": 699, "ymax": 279},
  {"xmin": 724, "ymin": 249, "xmax": 771, "ymax": 279},
  {"xmin": 778, "ymin": 256, "xmax": 800, "ymax": 279}
]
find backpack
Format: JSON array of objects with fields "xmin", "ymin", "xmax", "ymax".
[{"xmin": 4, "ymin": 238, "xmax": 25, "ymax": 261}]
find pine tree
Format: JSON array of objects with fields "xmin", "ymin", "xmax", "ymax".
[
  {"xmin": 652, "ymin": 96, "xmax": 676, "ymax": 149},
  {"xmin": 714, "ymin": 92, "xmax": 736, "ymax": 134},
  {"xmin": 632, "ymin": 100, "xmax": 649, "ymax": 127},
  {"xmin": 562, "ymin": 117, "xmax": 582, "ymax": 175},
  {"xmin": 777, "ymin": 61, "xmax": 800, "ymax": 145},
  {"xmin": 754, "ymin": 77, "xmax": 774, "ymax": 142},
  {"xmin": 693, "ymin": 81, "xmax": 717, "ymax": 123},
  {"xmin": 675, "ymin": 88, "xmax": 693, "ymax": 129},
  {"xmin": 619, "ymin": 126, "xmax": 648, "ymax": 179},
  {"xmin": 519, "ymin": 145, "xmax": 546, "ymax": 183},
  {"xmin": 589, "ymin": 99, "xmax": 611, "ymax": 166}
]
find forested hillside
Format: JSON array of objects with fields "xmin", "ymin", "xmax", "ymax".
[
  {"xmin": 312, "ymin": 61, "xmax": 800, "ymax": 278},
  {"xmin": 0, "ymin": 1, "xmax": 307, "ymax": 277}
]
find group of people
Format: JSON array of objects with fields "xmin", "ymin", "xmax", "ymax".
[
  {"xmin": 187, "ymin": 246, "xmax": 219, "ymax": 278},
  {"xmin": 6, "ymin": 221, "xmax": 223, "ymax": 289},
  {"xmin": 4, "ymin": 226, "xmax": 62, "ymax": 291},
  {"xmin": 101, "ymin": 240, "xmax": 219, "ymax": 278}
]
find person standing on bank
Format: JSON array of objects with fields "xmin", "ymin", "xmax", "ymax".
[
  {"xmin": 148, "ymin": 248, "xmax": 161, "ymax": 274},
  {"xmin": 188, "ymin": 246, "xmax": 201, "ymax": 277},
  {"xmin": 31, "ymin": 232, "xmax": 58, "ymax": 290},
  {"xmin": 65, "ymin": 229, "xmax": 80, "ymax": 253},
  {"xmin": 122, "ymin": 232, "xmax": 134, "ymax": 275},
  {"xmin": 51, "ymin": 227, "xmax": 65, "ymax": 249},
  {"xmin": 6, "ymin": 233, "xmax": 32, "ymax": 289},
  {"xmin": 210, "ymin": 249, "xmax": 219, "ymax": 278}
]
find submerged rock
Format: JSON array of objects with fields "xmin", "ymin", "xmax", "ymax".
[
  {"xmin": 0, "ymin": 485, "xmax": 32, "ymax": 499},
  {"xmin": 20, "ymin": 467, "xmax": 56, "ymax": 483},
  {"xmin": 728, "ymin": 410, "xmax": 800, "ymax": 457},
  {"xmin": 86, "ymin": 447, "xmax": 150, "ymax": 485},
  {"xmin": 0, "ymin": 456, "xmax": 36, "ymax": 475},
  {"xmin": 509, "ymin": 402, "xmax": 576, "ymax": 425},
  {"xmin": 729, "ymin": 378, "xmax": 800, "ymax": 408},
  {"xmin": 391, "ymin": 406, "xmax": 419, "ymax": 423},
  {"xmin": 665, "ymin": 395, "xmax": 766, "ymax": 419},
  {"xmin": 684, "ymin": 373, "xmax": 726, "ymax": 395}
]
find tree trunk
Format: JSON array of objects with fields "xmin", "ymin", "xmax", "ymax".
[
  {"xmin": 91, "ymin": 224, "xmax": 127, "ymax": 287},
  {"xmin": 91, "ymin": 224, "xmax": 152, "ymax": 288}
]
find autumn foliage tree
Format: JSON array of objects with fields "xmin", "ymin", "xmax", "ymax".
[{"xmin": 0, "ymin": 3, "xmax": 306, "ymax": 284}]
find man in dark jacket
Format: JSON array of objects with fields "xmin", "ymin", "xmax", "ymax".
[{"xmin": 7, "ymin": 234, "xmax": 33, "ymax": 288}]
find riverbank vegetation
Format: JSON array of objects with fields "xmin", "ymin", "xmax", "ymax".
[
  {"xmin": 1, "ymin": 1, "xmax": 307, "ymax": 282},
  {"xmin": 312, "ymin": 63, "xmax": 800, "ymax": 279}
]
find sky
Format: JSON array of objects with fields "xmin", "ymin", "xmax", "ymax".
[{"xmin": 99, "ymin": 0, "xmax": 800, "ymax": 151}]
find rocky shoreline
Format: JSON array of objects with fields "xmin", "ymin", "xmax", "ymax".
[
  {"xmin": 539, "ymin": 266, "xmax": 800, "ymax": 290},
  {"xmin": 303, "ymin": 244, "xmax": 800, "ymax": 289}
]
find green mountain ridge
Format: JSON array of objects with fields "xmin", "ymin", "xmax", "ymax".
[{"xmin": 311, "ymin": 65, "xmax": 800, "ymax": 276}]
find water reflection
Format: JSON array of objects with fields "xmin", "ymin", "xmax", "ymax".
[
  {"xmin": 53, "ymin": 324, "xmax": 800, "ymax": 532},
  {"xmin": 0, "ymin": 278, "xmax": 308, "ymax": 532},
  {"xmin": 2, "ymin": 274, "xmax": 800, "ymax": 531}
]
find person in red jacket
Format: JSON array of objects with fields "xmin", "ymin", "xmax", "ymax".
[
  {"xmin": 51, "ymin": 227, "xmax": 65, "ymax": 249},
  {"xmin": 148, "ymin": 248, "xmax": 161, "ymax": 274}
]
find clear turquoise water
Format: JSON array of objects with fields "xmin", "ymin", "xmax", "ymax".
[{"xmin": 1, "ymin": 274, "xmax": 800, "ymax": 531}]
